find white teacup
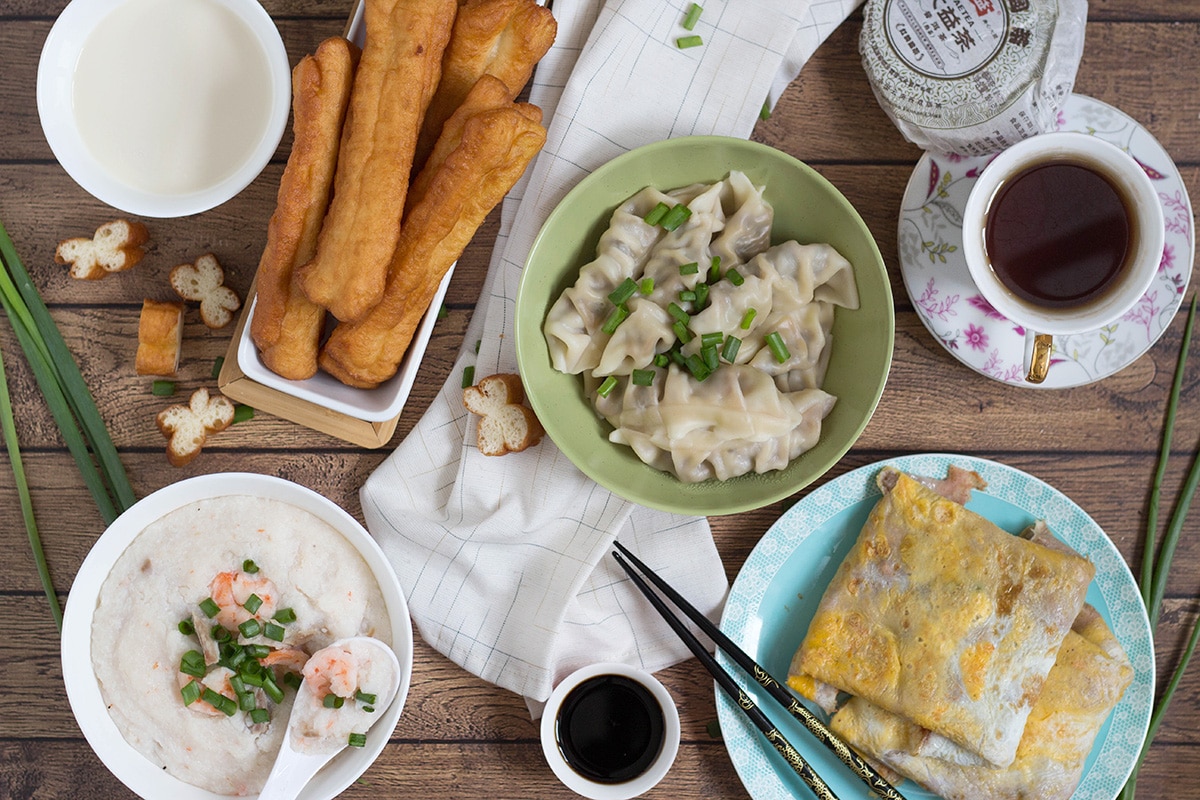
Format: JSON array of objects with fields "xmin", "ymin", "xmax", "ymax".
[{"xmin": 962, "ymin": 131, "xmax": 1164, "ymax": 382}]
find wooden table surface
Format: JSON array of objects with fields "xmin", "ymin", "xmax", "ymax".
[{"xmin": 3, "ymin": 1, "xmax": 1199, "ymax": 798}]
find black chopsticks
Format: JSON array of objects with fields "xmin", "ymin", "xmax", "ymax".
[{"xmin": 612, "ymin": 542, "xmax": 908, "ymax": 800}]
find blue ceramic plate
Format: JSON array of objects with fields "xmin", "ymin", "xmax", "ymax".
[{"xmin": 716, "ymin": 453, "xmax": 1154, "ymax": 800}]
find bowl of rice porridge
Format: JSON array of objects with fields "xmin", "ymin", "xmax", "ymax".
[{"xmin": 61, "ymin": 473, "xmax": 413, "ymax": 799}]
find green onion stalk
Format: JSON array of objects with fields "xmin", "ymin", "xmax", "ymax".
[{"xmin": 1121, "ymin": 296, "xmax": 1200, "ymax": 799}]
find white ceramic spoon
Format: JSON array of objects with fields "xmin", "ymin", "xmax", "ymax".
[{"xmin": 257, "ymin": 636, "xmax": 402, "ymax": 800}]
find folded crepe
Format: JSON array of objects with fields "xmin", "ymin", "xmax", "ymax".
[
  {"xmin": 790, "ymin": 466, "xmax": 1096, "ymax": 768},
  {"xmin": 827, "ymin": 603, "xmax": 1133, "ymax": 800}
]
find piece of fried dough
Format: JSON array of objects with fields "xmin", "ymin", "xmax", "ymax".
[
  {"xmin": 320, "ymin": 106, "xmax": 546, "ymax": 388},
  {"xmin": 297, "ymin": 0, "xmax": 457, "ymax": 322},
  {"xmin": 412, "ymin": 0, "xmax": 555, "ymax": 174},
  {"xmin": 406, "ymin": 74, "xmax": 542, "ymax": 214},
  {"xmin": 250, "ymin": 36, "xmax": 359, "ymax": 380}
]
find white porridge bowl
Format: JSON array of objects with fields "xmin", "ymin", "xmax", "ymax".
[
  {"xmin": 61, "ymin": 473, "xmax": 413, "ymax": 800},
  {"xmin": 37, "ymin": 0, "xmax": 291, "ymax": 217}
]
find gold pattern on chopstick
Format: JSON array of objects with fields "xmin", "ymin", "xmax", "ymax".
[{"xmin": 764, "ymin": 728, "xmax": 838, "ymax": 800}]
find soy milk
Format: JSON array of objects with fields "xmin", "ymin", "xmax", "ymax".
[{"xmin": 72, "ymin": 0, "xmax": 275, "ymax": 195}]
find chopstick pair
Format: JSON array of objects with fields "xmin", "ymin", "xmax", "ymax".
[{"xmin": 611, "ymin": 542, "xmax": 907, "ymax": 800}]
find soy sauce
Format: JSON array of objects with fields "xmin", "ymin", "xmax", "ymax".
[
  {"xmin": 554, "ymin": 674, "xmax": 665, "ymax": 784},
  {"xmin": 984, "ymin": 159, "xmax": 1134, "ymax": 309}
]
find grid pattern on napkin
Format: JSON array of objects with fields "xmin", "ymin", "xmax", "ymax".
[{"xmin": 361, "ymin": 0, "xmax": 861, "ymax": 703}]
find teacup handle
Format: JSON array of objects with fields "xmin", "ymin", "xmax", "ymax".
[{"xmin": 1024, "ymin": 333, "xmax": 1055, "ymax": 384}]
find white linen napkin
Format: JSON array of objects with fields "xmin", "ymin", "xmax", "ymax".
[{"xmin": 361, "ymin": 0, "xmax": 861, "ymax": 704}]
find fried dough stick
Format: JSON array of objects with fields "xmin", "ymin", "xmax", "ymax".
[
  {"xmin": 320, "ymin": 105, "xmax": 546, "ymax": 388},
  {"xmin": 298, "ymin": 0, "xmax": 457, "ymax": 322},
  {"xmin": 412, "ymin": 0, "xmax": 556, "ymax": 175},
  {"xmin": 251, "ymin": 37, "xmax": 359, "ymax": 380}
]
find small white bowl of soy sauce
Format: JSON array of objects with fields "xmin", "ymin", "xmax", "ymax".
[{"xmin": 540, "ymin": 663, "xmax": 681, "ymax": 799}]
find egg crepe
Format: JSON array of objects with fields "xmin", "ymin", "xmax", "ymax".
[{"xmin": 791, "ymin": 467, "xmax": 1095, "ymax": 767}]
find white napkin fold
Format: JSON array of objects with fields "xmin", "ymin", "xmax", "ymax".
[{"xmin": 361, "ymin": 0, "xmax": 861, "ymax": 704}]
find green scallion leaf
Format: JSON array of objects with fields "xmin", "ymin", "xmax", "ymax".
[
  {"xmin": 765, "ymin": 331, "xmax": 791, "ymax": 363},
  {"xmin": 682, "ymin": 2, "xmax": 703, "ymax": 30},
  {"xmin": 709, "ymin": 256, "xmax": 721, "ymax": 281},
  {"xmin": 250, "ymin": 707, "xmax": 270, "ymax": 724},
  {"xmin": 659, "ymin": 204, "xmax": 692, "ymax": 231},
  {"xmin": 242, "ymin": 593, "xmax": 264, "ymax": 614},
  {"xmin": 700, "ymin": 331, "xmax": 724, "ymax": 347},
  {"xmin": 247, "ymin": 644, "xmax": 271, "ymax": 659},
  {"xmin": 759, "ymin": 99, "xmax": 772, "ymax": 120},
  {"xmin": 726, "ymin": 268, "xmax": 745, "ymax": 286},
  {"xmin": 239, "ymin": 619, "xmax": 262, "ymax": 638},
  {"xmin": 323, "ymin": 693, "xmax": 345, "ymax": 709},
  {"xmin": 178, "ymin": 619, "xmax": 195, "ymax": 636},
  {"xmin": 262, "ymin": 672, "xmax": 285, "ymax": 704},
  {"xmin": 608, "ymin": 277, "xmax": 638, "ymax": 305},
  {"xmin": 684, "ymin": 353, "xmax": 712, "ymax": 381},
  {"xmin": 638, "ymin": 277, "xmax": 655, "ymax": 295},
  {"xmin": 348, "ymin": 732, "xmax": 367, "ymax": 748},
  {"xmin": 721, "ymin": 335, "xmax": 742, "ymax": 363},
  {"xmin": 151, "ymin": 380, "xmax": 176, "ymax": 397},
  {"xmin": 242, "ymin": 558, "xmax": 259, "ymax": 574},
  {"xmin": 264, "ymin": 622, "xmax": 285, "ymax": 642},
  {"xmin": 474, "ymin": 339, "xmax": 481, "ymax": 354},
  {"xmin": 437, "ymin": 304, "xmax": 448, "ymax": 321},
  {"xmin": 701, "ymin": 343, "xmax": 719, "ymax": 371},
  {"xmin": 676, "ymin": 34, "xmax": 703, "ymax": 49},
  {"xmin": 653, "ymin": 353, "xmax": 670, "ymax": 368},
  {"xmin": 180, "ymin": 650, "xmax": 207, "ymax": 678},
  {"xmin": 364, "ymin": 706, "xmax": 376, "ymax": 713},
  {"xmin": 212, "ymin": 624, "xmax": 232, "ymax": 643},
  {"xmin": 203, "ymin": 688, "xmax": 237, "ymax": 716},
  {"xmin": 212, "ymin": 356, "xmax": 225, "ymax": 379},
  {"xmin": 232, "ymin": 404, "xmax": 254, "ymax": 424},
  {"xmin": 739, "ymin": 308, "xmax": 757, "ymax": 330},
  {"xmin": 643, "ymin": 202, "xmax": 670, "ymax": 226},
  {"xmin": 180, "ymin": 679, "xmax": 202, "ymax": 706},
  {"xmin": 631, "ymin": 369, "xmax": 656, "ymax": 387},
  {"xmin": 672, "ymin": 320, "xmax": 693, "ymax": 344},
  {"xmin": 678, "ymin": 290, "xmax": 697, "ymax": 303},
  {"xmin": 667, "ymin": 302, "xmax": 690, "ymax": 325},
  {"xmin": 596, "ymin": 375, "xmax": 619, "ymax": 398},
  {"xmin": 461, "ymin": 365, "xmax": 475, "ymax": 389},
  {"xmin": 282, "ymin": 671, "xmax": 303, "ymax": 691},
  {"xmin": 601, "ymin": 304, "xmax": 629, "ymax": 335},
  {"xmin": 355, "ymin": 690, "xmax": 378, "ymax": 705},
  {"xmin": 694, "ymin": 283, "xmax": 709, "ymax": 308},
  {"xmin": 241, "ymin": 668, "xmax": 265, "ymax": 688},
  {"xmin": 199, "ymin": 597, "xmax": 221, "ymax": 618},
  {"xmin": 679, "ymin": 262, "xmax": 699, "ymax": 276},
  {"xmin": 273, "ymin": 607, "xmax": 297, "ymax": 624}
]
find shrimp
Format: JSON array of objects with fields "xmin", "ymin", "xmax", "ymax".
[
  {"xmin": 206, "ymin": 570, "xmax": 279, "ymax": 630},
  {"xmin": 262, "ymin": 646, "xmax": 310, "ymax": 678},
  {"xmin": 302, "ymin": 645, "xmax": 359, "ymax": 699}
]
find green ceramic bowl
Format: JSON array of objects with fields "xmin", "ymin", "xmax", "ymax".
[{"xmin": 514, "ymin": 136, "xmax": 893, "ymax": 515}]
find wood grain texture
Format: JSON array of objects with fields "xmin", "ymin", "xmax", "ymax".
[{"xmin": 3, "ymin": 0, "xmax": 1199, "ymax": 798}]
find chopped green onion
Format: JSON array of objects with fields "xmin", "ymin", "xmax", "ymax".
[
  {"xmin": 694, "ymin": 283, "xmax": 709, "ymax": 308},
  {"xmin": 684, "ymin": 353, "xmax": 712, "ymax": 381},
  {"xmin": 667, "ymin": 302, "xmax": 690, "ymax": 325},
  {"xmin": 700, "ymin": 331, "xmax": 724, "ymax": 347},
  {"xmin": 608, "ymin": 277, "xmax": 638, "ymax": 305},
  {"xmin": 180, "ymin": 650, "xmax": 207, "ymax": 678},
  {"xmin": 669, "ymin": 348, "xmax": 687, "ymax": 366},
  {"xmin": 178, "ymin": 619, "xmax": 195, "ymax": 636},
  {"xmin": 759, "ymin": 99, "xmax": 772, "ymax": 120},
  {"xmin": 348, "ymin": 732, "xmax": 367, "ymax": 748},
  {"xmin": 679, "ymin": 262, "xmax": 699, "ymax": 276},
  {"xmin": 672, "ymin": 320, "xmax": 693, "ymax": 344},
  {"xmin": 653, "ymin": 353, "xmax": 670, "ymax": 368},
  {"xmin": 273, "ymin": 607, "xmax": 297, "ymax": 624},
  {"xmin": 631, "ymin": 369, "xmax": 656, "ymax": 386},
  {"xmin": 203, "ymin": 688, "xmax": 237, "ymax": 716},
  {"xmin": 262, "ymin": 672, "xmax": 285, "ymax": 704},
  {"xmin": 212, "ymin": 624, "xmax": 232, "ymax": 643},
  {"xmin": 739, "ymin": 308, "xmax": 757, "ymax": 330},
  {"xmin": 242, "ymin": 559, "xmax": 259, "ymax": 574},
  {"xmin": 678, "ymin": 290, "xmax": 697, "ymax": 303},
  {"xmin": 638, "ymin": 277, "xmax": 655, "ymax": 295},
  {"xmin": 247, "ymin": 644, "xmax": 272, "ymax": 659},
  {"xmin": 709, "ymin": 256, "xmax": 722, "ymax": 281},
  {"xmin": 701, "ymin": 344, "xmax": 719, "ymax": 371},
  {"xmin": 239, "ymin": 619, "xmax": 262, "ymax": 639},
  {"xmin": 659, "ymin": 204, "xmax": 692, "ymax": 231},
  {"xmin": 721, "ymin": 336, "xmax": 742, "ymax": 363},
  {"xmin": 474, "ymin": 339, "xmax": 481, "ymax": 354},
  {"xmin": 241, "ymin": 659, "xmax": 264, "ymax": 680},
  {"xmin": 323, "ymin": 693, "xmax": 345, "ymax": 709},
  {"xmin": 282, "ymin": 671, "xmax": 303, "ymax": 691},
  {"xmin": 676, "ymin": 34, "xmax": 703, "ymax": 49},
  {"xmin": 238, "ymin": 691, "xmax": 257, "ymax": 712},
  {"xmin": 232, "ymin": 404, "xmax": 254, "ymax": 424},
  {"xmin": 211, "ymin": 356, "xmax": 224, "ymax": 379},
  {"xmin": 596, "ymin": 375, "xmax": 619, "ymax": 398},
  {"xmin": 461, "ymin": 365, "xmax": 475, "ymax": 389},
  {"xmin": 364, "ymin": 706, "xmax": 376, "ymax": 713},
  {"xmin": 250, "ymin": 708, "xmax": 270, "ymax": 725},
  {"xmin": 726, "ymin": 268, "xmax": 745, "ymax": 286},
  {"xmin": 226, "ymin": 645, "xmax": 248, "ymax": 669},
  {"xmin": 264, "ymin": 622, "xmax": 286, "ymax": 642},
  {"xmin": 199, "ymin": 597, "xmax": 221, "ymax": 618},
  {"xmin": 682, "ymin": 3, "xmax": 703, "ymax": 30},
  {"xmin": 180, "ymin": 679, "xmax": 201, "ymax": 706},
  {"xmin": 437, "ymin": 304, "xmax": 448, "ymax": 320},
  {"xmin": 643, "ymin": 202, "xmax": 670, "ymax": 226},
  {"xmin": 765, "ymin": 331, "xmax": 791, "ymax": 363},
  {"xmin": 601, "ymin": 303, "xmax": 629, "ymax": 335},
  {"xmin": 242, "ymin": 593, "xmax": 264, "ymax": 614},
  {"xmin": 355, "ymin": 690, "xmax": 378, "ymax": 705},
  {"xmin": 151, "ymin": 380, "xmax": 176, "ymax": 397}
]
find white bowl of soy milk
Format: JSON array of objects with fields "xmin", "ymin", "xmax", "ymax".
[{"xmin": 37, "ymin": 0, "xmax": 291, "ymax": 217}]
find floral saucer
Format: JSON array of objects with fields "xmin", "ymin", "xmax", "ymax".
[{"xmin": 898, "ymin": 94, "xmax": 1193, "ymax": 388}]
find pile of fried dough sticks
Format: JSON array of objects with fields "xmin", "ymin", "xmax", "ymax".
[{"xmin": 250, "ymin": 0, "xmax": 556, "ymax": 388}]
